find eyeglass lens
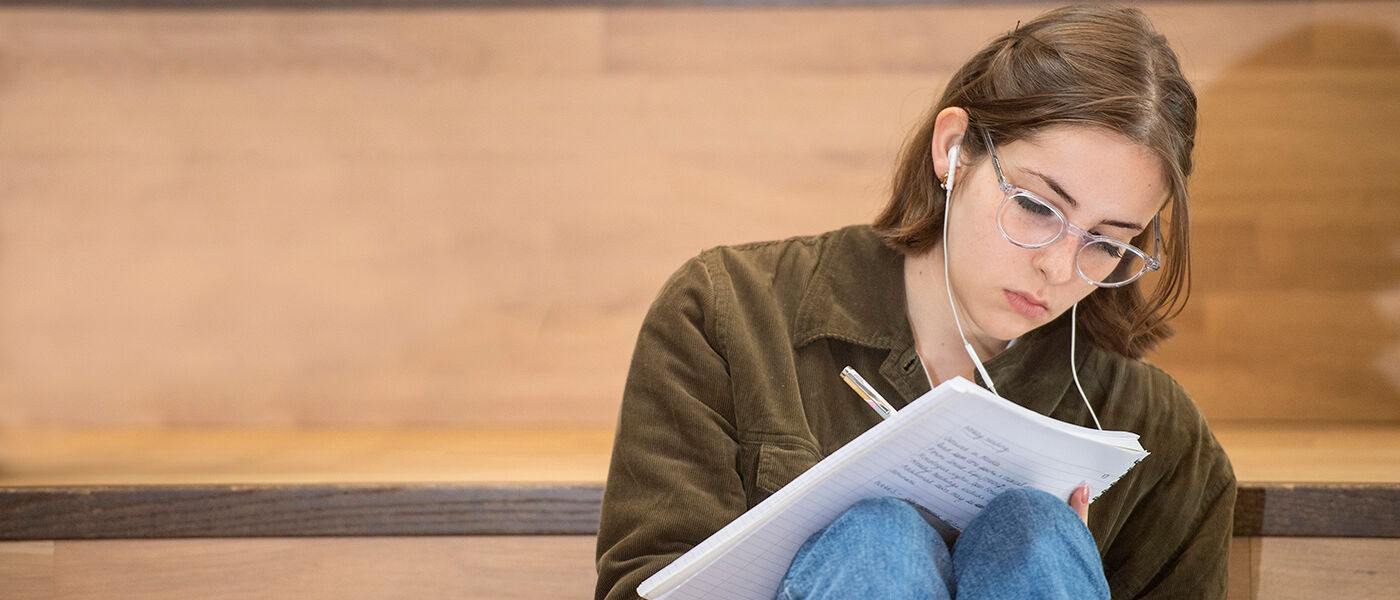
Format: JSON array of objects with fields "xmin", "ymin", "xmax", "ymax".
[{"xmin": 997, "ymin": 192, "xmax": 1147, "ymax": 286}]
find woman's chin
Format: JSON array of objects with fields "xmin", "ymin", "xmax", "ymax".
[{"xmin": 983, "ymin": 312, "xmax": 1049, "ymax": 342}]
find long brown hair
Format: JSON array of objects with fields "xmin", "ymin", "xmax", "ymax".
[{"xmin": 873, "ymin": 4, "xmax": 1195, "ymax": 359}]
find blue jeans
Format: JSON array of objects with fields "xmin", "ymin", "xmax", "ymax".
[{"xmin": 774, "ymin": 489, "xmax": 1109, "ymax": 600}]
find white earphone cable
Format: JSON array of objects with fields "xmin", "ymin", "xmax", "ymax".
[
  {"xmin": 941, "ymin": 134, "xmax": 1102, "ymax": 427},
  {"xmin": 941, "ymin": 158, "xmax": 999, "ymax": 397},
  {"xmin": 1070, "ymin": 302, "xmax": 1103, "ymax": 430}
]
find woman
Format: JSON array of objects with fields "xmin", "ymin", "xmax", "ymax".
[{"xmin": 595, "ymin": 5, "xmax": 1235, "ymax": 599}]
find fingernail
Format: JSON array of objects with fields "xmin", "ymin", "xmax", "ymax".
[{"xmin": 1077, "ymin": 482, "xmax": 1091, "ymax": 503}]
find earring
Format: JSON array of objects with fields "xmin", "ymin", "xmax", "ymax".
[{"xmin": 938, "ymin": 174, "xmax": 949, "ymax": 190}]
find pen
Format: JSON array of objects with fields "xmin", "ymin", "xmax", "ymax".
[{"xmin": 840, "ymin": 366, "xmax": 898, "ymax": 419}]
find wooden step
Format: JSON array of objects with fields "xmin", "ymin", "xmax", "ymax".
[
  {"xmin": 0, "ymin": 536, "xmax": 599, "ymax": 600},
  {"xmin": 4, "ymin": 535, "xmax": 1398, "ymax": 600},
  {"xmin": 1, "ymin": 423, "xmax": 1397, "ymax": 540},
  {"xmin": 3, "ymin": 481, "xmax": 1399, "ymax": 541},
  {"xmin": 1, "ymin": 424, "xmax": 1397, "ymax": 599},
  {"xmin": 4, "ymin": 422, "xmax": 1400, "ymax": 487}
]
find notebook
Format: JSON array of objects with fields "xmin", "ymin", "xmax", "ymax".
[{"xmin": 637, "ymin": 376, "xmax": 1148, "ymax": 600}]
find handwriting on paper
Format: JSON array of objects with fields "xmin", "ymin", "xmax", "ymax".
[{"xmin": 881, "ymin": 429, "xmax": 1029, "ymax": 515}]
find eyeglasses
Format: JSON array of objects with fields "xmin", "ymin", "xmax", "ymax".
[{"xmin": 981, "ymin": 130, "xmax": 1162, "ymax": 288}]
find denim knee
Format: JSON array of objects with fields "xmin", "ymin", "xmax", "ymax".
[
  {"xmin": 776, "ymin": 497, "xmax": 953, "ymax": 600},
  {"xmin": 831, "ymin": 497, "xmax": 930, "ymax": 533},
  {"xmin": 953, "ymin": 487, "xmax": 1108, "ymax": 599},
  {"xmin": 982, "ymin": 487, "xmax": 1079, "ymax": 527},
  {"xmin": 804, "ymin": 497, "xmax": 940, "ymax": 558}
]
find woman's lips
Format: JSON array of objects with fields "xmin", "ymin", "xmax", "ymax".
[{"xmin": 1004, "ymin": 290, "xmax": 1049, "ymax": 319}]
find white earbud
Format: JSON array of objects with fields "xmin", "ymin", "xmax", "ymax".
[{"xmin": 944, "ymin": 145, "xmax": 962, "ymax": 192}]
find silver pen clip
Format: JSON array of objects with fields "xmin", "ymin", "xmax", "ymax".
[{"xmin": 840, "ymin": 366, "xmax": 898, "ymax": 420}]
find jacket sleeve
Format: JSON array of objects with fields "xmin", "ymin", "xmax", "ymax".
[
  {"xmin": 594, "ymin": 255, "xmax": 749, "ymax": 600},
  {"xmin": 1103, "ymin": 398, "xmax": 1238, "ymax": 599}
]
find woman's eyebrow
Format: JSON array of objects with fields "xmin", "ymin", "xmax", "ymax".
[{"xmin": 1023, "ymin": 167, "xmax": 1145, "ymax": 232}]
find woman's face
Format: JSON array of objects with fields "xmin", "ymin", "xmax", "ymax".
[{"xmin": 943, "ymin": 126, "xmax": 1168, "ymax": 342}]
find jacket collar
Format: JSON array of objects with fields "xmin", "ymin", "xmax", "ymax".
[
  {"xmin": 791, "ymin": 225, "xmax": 914, "ymax": 351},
  {"xmin": 791, "ymin": 225, "xmax": 1089, "ymax": 414}
]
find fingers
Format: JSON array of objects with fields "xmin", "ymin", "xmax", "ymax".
[{"xmin": 1068, "ymin": 482, "xmax": 1090, "ymax": 526}]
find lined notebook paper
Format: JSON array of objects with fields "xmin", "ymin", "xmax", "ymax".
[{"xmin": 637, "ymin": 376, "xmax": 1148, "ymax": 600}]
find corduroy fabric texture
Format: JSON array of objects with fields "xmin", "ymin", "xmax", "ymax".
[{"xmin": 595, "ymin": 225, "xmax": 1234, "ymax": 600}]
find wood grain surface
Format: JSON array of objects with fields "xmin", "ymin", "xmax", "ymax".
[
  {"xmin": 1, "ymin": 424, "xmax": 1396, "ymax": 540},
  {"xmin": 0, "ymin": 536, "xmax": 600, "ymax": 600},
  {"xmin": 1252, "ymin": 537, "xmax": 1400, "ymax": 599},
  {"xmin": 1, "ymin": 535, "xmax": 1397, "ymax": 600},
  {"xmin": 0, "ymin": 5, "xmax": 1394, "ymax": 598},
  {"xmin": 2, "ymin": 481, "xmax": 1396, "ymax": 540},
  {"xmin": 0, "ymin": 483, "xmax": 603, "ymax": 539},
  {"xmin": 0, "ymin": 3, "xmax": 1394, "ymax": 429},
  {"xmin": 0, "ymin": 428, "xmax": 616, "ymax": 485},
  {"xmin": 4, "ymin": 423, "xmax": 1398, "ymax": 487},
  {"xmin": 0, "ymin": 0, "xmax": 994, "ymax": 6},
  {"xmin": 1232, "ymin": 483, "xmax": 1400, "ymax": 537}
]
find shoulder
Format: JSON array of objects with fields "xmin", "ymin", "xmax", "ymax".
[
  {"xmin": 695, "ymin": 225, "xmax": 868, "ymax": 284},
  {"xmin": 644, "ymin": 225, "xmax": 874, "ymax": 346},
  {"xmin": 662, "ymin": 225, "xmax": 873, "ymax": 309}
]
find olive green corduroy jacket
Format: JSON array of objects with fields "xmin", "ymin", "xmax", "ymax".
[{"xmin": 596, "ymin": 225, "xmax": 1235, "ymax": 600}]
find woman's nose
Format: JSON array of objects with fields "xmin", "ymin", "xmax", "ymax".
[{"xmin": 1033, "ymin": 234, "xmax": 1081, "ymax": 284}]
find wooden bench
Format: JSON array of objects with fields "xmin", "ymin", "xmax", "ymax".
[{"xmin": 2, "ymin": 425, "xmax": 1397, "ymax": 599}]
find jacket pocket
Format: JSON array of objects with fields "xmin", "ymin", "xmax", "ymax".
[{"xmin": 752, "ymin": 442, "xmax": 822, "ymax": 505}]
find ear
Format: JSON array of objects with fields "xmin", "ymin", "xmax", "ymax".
[{"xmin": 931, "ymin": 107, "xmax": 970, "ymax": 183}]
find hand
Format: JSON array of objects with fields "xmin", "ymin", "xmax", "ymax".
[{"xmin": 1068, "ymin": 482, "xmax": 1090, "ymax": 526}]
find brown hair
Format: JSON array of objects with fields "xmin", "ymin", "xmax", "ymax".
[{"xmin": 873, "ymin": 4, "xmax": 1195, "ymax": 359}]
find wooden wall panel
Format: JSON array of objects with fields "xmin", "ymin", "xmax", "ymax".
[
  {"xmin": 1150, "ymin": 11, "xmax": 1400, "ymax": 420},
  {"xmin": 0, "ymin": 2, "xmax": 1394, "ymax": 427},
  {"xmin": 605, "ymin": 5, "xmax": 1041, "ymax": 74}
]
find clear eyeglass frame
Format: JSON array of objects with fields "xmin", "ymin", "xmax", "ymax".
[{"xmin": 980, "ymin": 129, "xmax": 1163, "ymax": 288}]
